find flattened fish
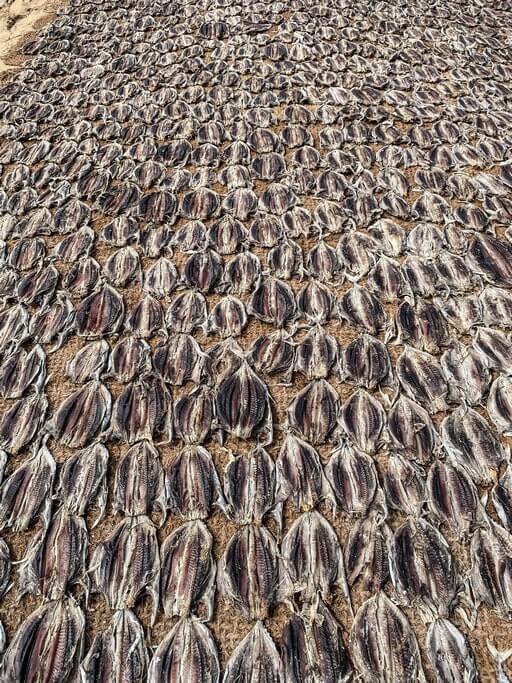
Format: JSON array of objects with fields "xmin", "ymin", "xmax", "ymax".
[
  {"xmin": 281, "ymin": 599, "xmax": 352, "ymax": 683},
  {"xmin": 113, "ymin": 440, "xmax": 166, "ymax": 520},
  {"xmin": 148, "ymin": 618, "xmax": 219, "ymax": 683},
  {"xmin": 111, "ymin": 375, "xmax": 172, "ymax": 444},
  {"xmin": 344, "ymin": 514, "xmax": 390, "ymax": 592},
  {"xmin": 342, "ymin": 389, "xmax": 385, "ymax": 455},
  {"xmin": 167, "ymin": 445, "xmax": 222, "ymax": 521},
  {"xmin": 427, "ymin": 459, "xmax": 479, "ymax": 538},
  {"xmin": 350, "ymin": 592, "xmax": 426, "ymax": 683},
  {"xmin": 224, "ymin": 446, "xmax": 275, "ymax": 525},
  {"xmin": 1, "ymin": 597, "xmax": 85, "ymax": 683},
  {"xmin": 76, "ymin": 284, "xmax": 124, "ymax": 338},
  {"xmin": 276, "ymin": 433, "xmax": 329, "ymax": 511},
  {"xmin": 0, "ymin": 392, "xmax": 47, "ymax": 454},
  {"xmin": 160, "ymin": 520, "xmax": 215, "ymax": 620},
  {"xmin": 90, "ymin": 516, "xmax": 160, "ymax": 622},
  {"xmin": 0, "ymin": 344, "xmax": 46, "ymax": 398},
  {"xmin": 224, "ymin": 621, "xmax": 282, "ymax": 683},
  {"xmin": 326, "ymin": 443, "xmax": 379, "ymax": 516},
  {"xmin": 287, "ymin": 379, "xmax": 340, "ymax": 445},
  {"xmin": 220, "ymin": 523, "xmax": 279, "ymax": 621},
  {"xmin": 51, "ymin": 380, "xmax": 111, "ymax": 448},
  {"xmin": 492, "ymin": 463, "xmax": 512, "ymax": 532},
  {"xmin": 66, "ymin": 340, "xmax": 109, "ymax": 384},
  {"xmin": 396, "ymin": 346, "xmax": 448, "ymax": 412},
  {"xmin": 81, "ymin": 609, "xmax": 149, "ymax": 683},
  {"xmin": 426, "ymin": 618, "xmax": 478, "ymax": 683}
]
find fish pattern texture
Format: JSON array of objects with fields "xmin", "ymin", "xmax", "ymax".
[{"xmin": 0, "ymin": 0, "xmax": 512, "ymax": 679}]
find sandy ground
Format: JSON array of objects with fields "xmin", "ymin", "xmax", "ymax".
[{"xmin": 0, "ymin": 0, "xmax": 64, "ymax": 73}]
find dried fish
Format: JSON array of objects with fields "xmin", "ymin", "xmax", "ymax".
[
  {"xmin": 339, "ymin": 284, "xmax": 387, "ymax": 334},
  {"xmin": 440, "ymin": 340, "xmax": 490, "ymax": 406},
  {"xmin": 492, "ymin": 463, "xmax": 512, "ymax": 532},
  {"xmin": 341, "ymin": 389, "xmax": 385, "ymax": 455},
  {"xmin": 0, "ymin": 392, "xmax": 47, "ymax": 455},
  {"xmin": 287, "ymin": 379, "xmax": 340, "ymax": 445},
  {"xmin": 111, "ymin": 374, "xmax": 172, "ymax": 445},
  {"xmin": 350, "ymin": 592, "xmax": 426, "ymax": 683},
  {"xmin": 223, "ymin": 446, "xmax": 274, "ymax": 525},
  {"xmin": 52, "ymin": 380, "xmax": 111, "ymax": 448},
  {"xmin": 76, "ymin": 285, "xmax": 124, "ymax": 338},
  {"xmin": 281, "ymin": 600, "xmax": 352, "ymax": 683},
  {"xmin": 113, "ymin": 440, "xmax": 166, "ymax": 520},
  {"xmin": 473, "ymin": 327, "xmax": 512, "ymax": 374},
  {"xmin": 441, "ymin": 406, "xmax": 506, "ymax": 484},
  {"xmin": 249, "ymin": 330, "xmax": 295, "ymax": 379},
  {"xmin": 166, "ymin": 445, "xmax": 222, "ymax": 521},
  {"xmin": 384, "ymin": 454, "xmax": 426, "ymax": 516},
  {"xmin": 247, "ymin": 276, "xmax": 296, "ymax": 326},
  {"xmin": 389, "ymin": 517, "xmax": 457, "ymax": 618},
  {"xmin": 56, "ymin": 442, "xmax": 108, "ymax": 524},
  {"xmin": 488, "ymin": 375, "xmax": 512, "ymax": 435},
  {"xmin": 280, "ymin": 510, "xmax": 349, "ymax": 605},
  {"xmin": 91, "ymin": 515, "xmax": 160, "ymax": 621},
  {"xmin": 166, "ymin": 291, "xmax": 208, "ymax": 334},
  {"xmin": 0, "ymin": 537, "xmax": 10, "ymax": 599},
  {"xmin": 66, "ymin": 340, "xmax": 109, "ymax": 384},
  {"xmin": 396, "ymin": 346, "xmax": 448, "ymax": 412},
  {"xmin": 342, "ymin": 333, "xmax": 391, "ymax": 389},
  {"xmin": 1, "ymin": 598, "xmax": 85, "ymax": 683},
  {"xmin": 224, "ymin": 621, "xmax": 282, "ymax": 683},
  {"xmin": 216, "ymin": 361, "xmax": 272, "ymax": 444},
  {"xmin": 276, "ymin": 433, "xmax": 329, "ymax": 511},
  {"xmin": 109, "ymin": 337, "xmax": 152, "ymax": 384},
  {"xmin": 0, "ymin": 344, "xmax": 46, "ymax": 398},
  {"xmin": 19, "ymin": 506, "xmax": 88, "ymax": 600},
  {"xmin": 345, "ymin": 514, "xmax": 390, "ymax": 592},
  {"xmin": 427, "ymin": 459, "xmax": 479, "ymax": 538},
  {"xmin": 81, "ymin": 609, "xmax": 149, "ymax": 683},
  {"xmin": 148, "ymin": 618, "xmax": 219, "ymax": 683},
  {"xmin": 426, "ymin": 619, "xmax": 478, "ymax": 683},
  {"xmin": 160, "ymin": 520, "xmax": 215, "ymax": 620},
  {"xmin": 295, "ymin": 325, "xmax": 338, "ymax": 380}
]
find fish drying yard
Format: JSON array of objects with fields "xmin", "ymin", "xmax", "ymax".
[{"xmin": 0, "ymin": 0, "xmax": 512, "ymax": 680}]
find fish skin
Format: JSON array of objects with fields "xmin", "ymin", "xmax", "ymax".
[
  {"xmin": 1, "ymin": 597, "xmax": 85, "ymax": 683},
  {"xmin": 281, "ymin": 599, "xmax": 352, "ymax": 683},
  {"xmin": 350, "ymin": 592, "xmax": 426, "ymax": 683},
  {"xmin": 295, "ymin": 324, "xmax": 339, "ymax": 380},
  {"xmin": 90, "ymin": 516, "xmax": 160, "ymax": 623},
  {"xmin": 426, "ymin": 618, "xmax": 478, "ymax": 683},
  {"xmin": 342, "ymin": 333, "xmax": 392, "ymax": 389},
  {"xmin": 247, "ymin": 276, "xmax": 297, "ymax": 326},
  {"xmin": 109, "ymin": 337, "xmax": 152, "ymax": 384},
  {"xmin": 440, "ymin": 340, "xmax": 490, "ymax": 406},
  {"xmin": 81, "ymin": 609, "xmax": 149, "ymax": 683},
  {"xmin": 339, "ymin": 284, "xmax": 387, "ymax": 335},
  {"xmin": 223, "ymin": 620, "xmax": 283, "ymax": 683},
  {"xmin": 75, "ymin": 284, "xmax": 124, "ymax": 338},
  {"xmin": 220, "ymin": 523, "xmax": 279, "ymax": 621},
  {"xmin": 160, "ymin": 520, "xmax": 215, "ymax": 620},
  {"xmin": 174, "ymin": 385, "xmax": 214, "ymax": 445},
  {"xmin": 276, "ymin": 433, "xmax": 330, "ymax": 512},
  {"xmin": 148, "ymin": 618, "xmax": 220, "ymax": 683},
  {"xmin": 153, "ymin": 333, "xmax": 206, "ymax": 386},
  {"xmin": 384, "ymin": 453, "xmax": 426, "ymax": 517},
  {"xmin": 396, "ymin": 346, "xmax": 448, "ymax": 412}
]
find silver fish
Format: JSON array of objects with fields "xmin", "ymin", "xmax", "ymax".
[
  {"xmin": 473, "ymin": 327, "xmax": 512, "ymax": 374},
  {"xmin": 440, "ymin": 340, "xmax": 490, "ymax": 405},
  {"xmin": 153, "ymin": 334, "xmax": 206, "ymax": 386},
  {"xmin": 295, "ymin": 325, "xmax": 339, "ymax": 381},
  {"xmin": 339, "ymin": 284, "xmax": 387, "ymax": 334},
  {"xmin": 111, "ymin": 375, "xmax": 172, "ymax": 444},
  {"xmin": 247, "ymin": 276, "xmax": 297, "ymax": 326},
  {"xmin": 75, "ymin": 285, "xmax": 124, "ymax": 338},
  {"xmin": 174, "ymin": 386, "xmax": 214, "ymax": 445},
  {"xmin": 342, "ymin": 333, "xmax": 392, "ymax": 389},
  {"xmin": 384, "ymin": 454, "xmax": 426, "ymax": 516}
]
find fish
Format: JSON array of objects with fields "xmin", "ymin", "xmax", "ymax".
[
  {"xmin": 220, "ymin": 523, "xmax": 279, "ymax": 620},
  {"xmin": 247, "ymin": 276, "xmax": 297, "ymax": 326},
  {"xmin": 174, "ymin": 386, "xmax": 214, "ymax": 445},
  {"xmin": 75, "ymin": 285, "xmax": 124, "ymax": 338},
  {"xmin": 0, "ymin": 437, "xmax": 55, "ymax": 531},
  {"xmin": 0, "ymin": 344, "xmax": 46, "ymax": 398},
  {"xmin": 440, "ymin": 340, "xmax": 490, "ymax": 406},
  {"xmin": 488, "ymin": 375, "xmax": 512, "ymax": 435},
  {"xmin": 113, "ymin": 440, "xmax": 166, "ymax": 520},
  {"xmin": 281, "ymin": 599, "xmax": 352, "ymax": 683},
  {"xmin": 223, "ymin": 446, "xmax": 275, "ymax": 525},
  {"xmin": 276, "ymin": 433, "xmax": 329, "ymax": 512},
  {"xmin": 280, "ymin": 510, "xmax": 350, "ymax": 607},
  {"xmin": 143, "ymin": 257, "xmax": 178, "ymax": 299},
  {"xmin": 81, "ymin": 609, "xmax": 149, "ymax": 683},
  {"xmin": 492, "ymin": 463, "xmax": 512, "ymax": 532},
  {"xmin": 66, "ymin": 340, "xmax": 109, "ymax": 384},
  {"xmin": 148, "ymin": 618, "xmax": 219, "ymax": 683},
  {"xmin": 56, "ymin": 442, "xmax": 108, "ymax": 525},
  {"xmin": 224, "ymin": 621, "xmax": 283, "ymax": 683},
  {"xmin": 1, "ymin": 597, "xmax": 85, "ymax": 683},
  {"xmin": 18, "ymin": 506, "xmax": 88, "ymax": 600},
  {"xmin": 426, "ymin": 619, "xmax": 478, "ymax": 683},
  {"xmin": 396, "ymin": 346, "xmax": 448, "ymax": 412},
  {"xmin": 90, "ymin": 515, "xmax": 160, "ymax": 623},
  {"xmin": 427, "ymin": 459, "xmax": 480, "ymax": 538},
  {"xmin": 166, "ymin": 445, "xmax": 222, "ymax": 521},
  {"xmin": 125, "ymin": 294, "xmax": 164, "ymax": 339},
  {"xmin": 294, "ymin": 325, "xmax": 339, "ymax": 381},
  {"xmin": 51, "ymin": 380, "xmax": 111, "ymax": 448},
  {"xmin": 350, "ymin": 592, "xmax": 426, "ymax": 683},
  {"xmin": 344, "ymin": 513, "xmax": 391, "ymax": 592},
  {"xmin": 287, "ymin": 379, "xmax": 340, "ymax": 445},
  {"xmin": 111, "ymin": 374, "xmax": 172, "ymax": 444},
  {"xmin": 326, "ymin": 443, "xmax": 379, "ymax": 516},
  {"xmin": 339, "ymin": 284, "xmax": 387, "ymax": 334},
  {"xmin": 109, "ymin": 337, "xmax": 152, "ymax": 384},
  {"xmin": 384, "ymin": 454, "xmax": 426, "ymax": 516},
  {"xmin": 342, "ymin": 333, "xmax": 392, "ymax": 389}
]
